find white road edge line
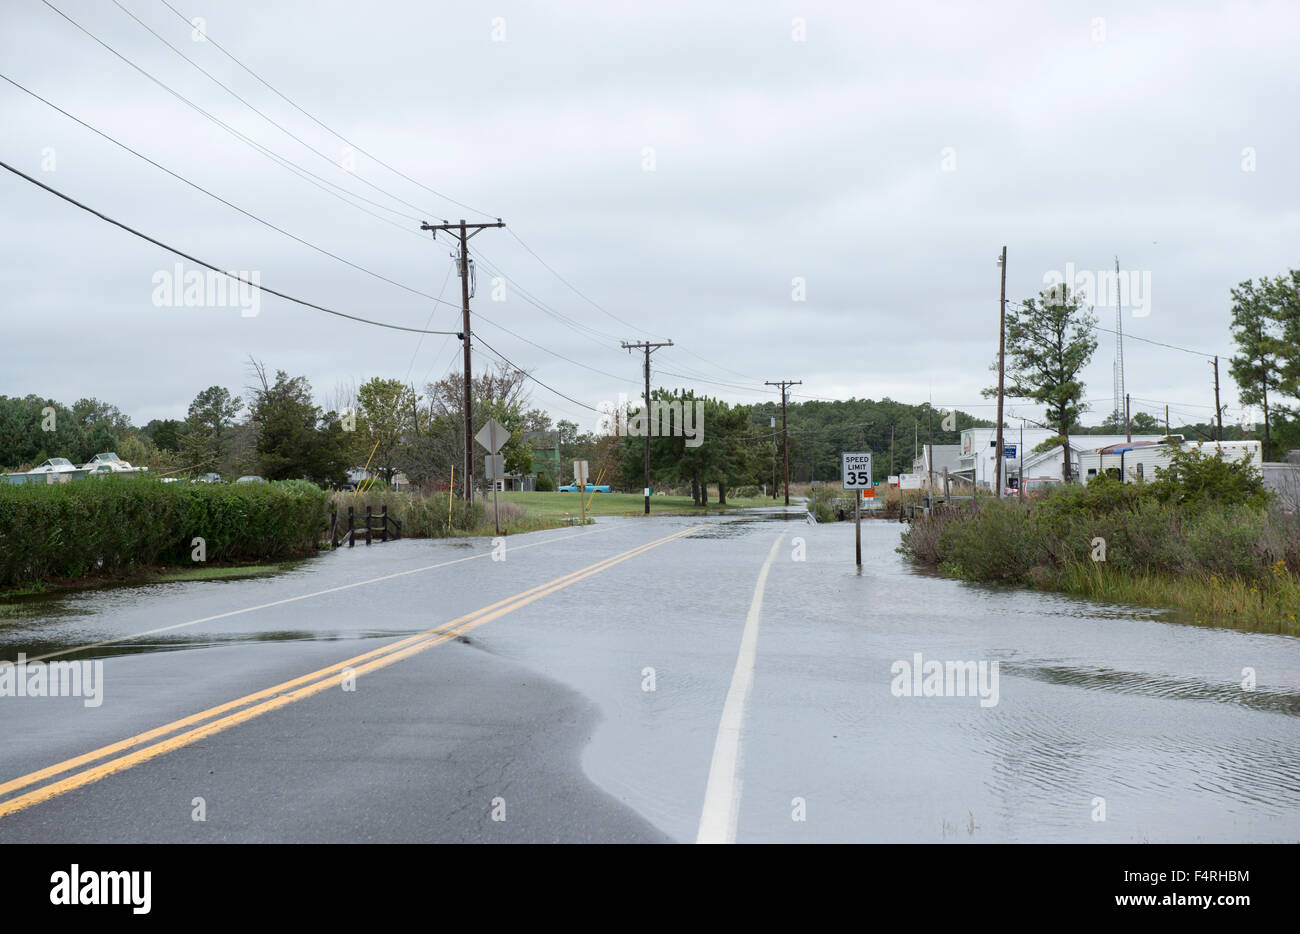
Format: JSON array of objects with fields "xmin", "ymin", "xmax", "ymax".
[
  {"xmin": 696, "ymin": 529, "xmax": 787, "ymax": 844},
  {"xmin": 11, "ymin": 523, "xmax": 621, "ymax": 665}
]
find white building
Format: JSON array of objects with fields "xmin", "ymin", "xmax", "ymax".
[{"xmin": 956, "ymin": 428, "xmax": 1167, "ymax": 491}]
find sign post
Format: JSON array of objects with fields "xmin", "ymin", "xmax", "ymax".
[
  {"xmin": 842, "ymin": 451, "xmax": 873, "ymax": 567},
  {"xmin": 574, "ymin": 459, "xmax": 589, "ymax": 526},
  {"xmin": 475, "ymin": 418, "xmax": 508, "ymax": 535}
]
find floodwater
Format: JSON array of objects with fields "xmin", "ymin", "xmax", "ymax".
[{"xmin": 1, "ymin": 514, "xmax": 1297, "ymax": 842}]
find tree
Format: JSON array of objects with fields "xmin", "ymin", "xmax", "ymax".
[
  {"xmin": 247, "ymin": 364, "xmax": 347, "ymax": 485},
  {"xmin": 0, "ymin": 395, "xmax": 80, "ymax": 468},
  {"xmin": 71, "ymin": 397, "xmax": 131, "ymax": 462},
  {"xmin": 143, "ymin": 418, "xmax": 188, "ymax": 453},
  {"xmin": 1229, "ymin": 277, "xmax": 1285, "ymax": 460},
  {"xmin": 354, "ymin": 378, "xmax": 416, "ymax": 483},
  {"xmin": 182, "ymin": 386, "xmax": 243, "ymax": 474},
  {"xmin": 986, "ymin": 284, "xmax": 1098, "ymax": 481},
  {"xmin": 407, "ymin": 363, "xmax": 535, "ymax": 492}
]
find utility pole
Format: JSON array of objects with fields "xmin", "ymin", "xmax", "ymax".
[
  {"xmin": 995, "ymin": 246, "xmax": 1007, "ymax": 497},
  {"xmin": 890, "ymin": 424, "xmax": 895, "ymax": 479},
  {"xmin": 420, "ymin": 217, "xmax": 505, "ymax": 501},
  {"xmin": 1125, "ymin": 393, "xmax": 1132, "ymax": 442},
  {"xmin": 927, "ymin": 403, "xmax": 934, "ymax": 498},
  {"xmin": 770, "ymin": 416, "xmax": 777, "ymax": 499},
  {"xmin": 1212, "ymin": 355, "xmax": 1223, "ymax": 441},
  {"xmin": 1165, "ymin": 404, "xmax": 1170, "ymax": 436},
  {"xmin": 765, "ymin": 380, "xmax": 801, "ymax": 505},
  {"xmin": 622, "ymin": 340, "xmax": 673, "ymax": 515}
]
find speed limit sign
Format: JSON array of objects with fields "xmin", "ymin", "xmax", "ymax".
[{"xmin": 841, "ymin": 452, "xmax": 873, "ymax": 490}]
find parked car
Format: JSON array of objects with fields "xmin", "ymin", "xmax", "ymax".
[
  {"xmin": 557, "ymin": 483, "xmax": 611, "ymax": 493},
  {"xmin": 235, "ymin": 475, "xmax": 266, "ymax": 484},
  {"xmin": 196, "ymin": 472, "xmax": 223, "ymax": 483},
  {"xmin": 27, "ymin": 457, "xmax": 78, "ymax": 475},
  {"xmin": 81, "ymin": 452, "xmax": 133, "ymax": 471}
]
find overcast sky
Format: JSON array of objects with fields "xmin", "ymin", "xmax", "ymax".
[{"xmin": 2, "ymin": 0, "xmax": 1297, "ymax": 435}]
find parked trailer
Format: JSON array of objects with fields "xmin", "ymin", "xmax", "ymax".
[{"xmin": 1079, "ymin": 438, "xmax": 1263, "ymax": 483}]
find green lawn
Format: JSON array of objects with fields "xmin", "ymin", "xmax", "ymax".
[{"xmin": 497, "ymin": 491, "xmax": 776, "ymax": 518}]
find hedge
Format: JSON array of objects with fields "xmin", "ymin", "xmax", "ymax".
[{"xmin": 0, "ymin": 477, "xmax": 329, "ymax": 587}]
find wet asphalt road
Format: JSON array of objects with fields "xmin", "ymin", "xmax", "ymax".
[{"xmin": 1, "ymin": 510, "xmax": 1298, "ymax": 843}]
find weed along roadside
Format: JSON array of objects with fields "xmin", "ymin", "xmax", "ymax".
[{"xmin": 898, "ymin": 448, "xmax": 1300, "ymax": 633}]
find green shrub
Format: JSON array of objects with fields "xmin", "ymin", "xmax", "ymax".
[
  {"xmin": 0, "ymin": 476, "xmax": 328, "ymax": 588},
  {"xmin": 733, "ymin": 485, "xmax": 760, "ymax": 499},
  {"xmin": 534, "ymin": 471, "xmax": 555, "ymax": 492}
]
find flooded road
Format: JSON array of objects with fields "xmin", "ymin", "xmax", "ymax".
[{"xmin": 0, "ymin": 513, "xmax": 1297, "ymax": 842}]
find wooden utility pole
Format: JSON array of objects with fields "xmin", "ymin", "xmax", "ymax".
[
  {"xmin": 420, "ymin": 217, "xmax": 505, "ymax": 501},
  {"xmin": 1212, "ymin": 355, "xmax": 1224, "ymax": 441},
  {"xmin": 1125, "ymin": 393, "xmax": 1132, "ymax": 442},
  {"xmin": 1165, "ymin": 404, "xmax": 1170, "ymax": 436},
  {"xmin": 765, "ymin": 380, "xmax": 801, "ymax": 505},
  {"xmin": 770, "ymin": 417, "xmax": 777, "ymax": 499},
  {"xmin": 927, "ymin": 403, "xmax": 934, "ymax": 498},
  {"xmin": 995, "ymin": 246, "xmax": 1007, "ymax": 497},
  {"xmin": 622, "ymin": 340, "xmax": 673, "ymax": 514}
]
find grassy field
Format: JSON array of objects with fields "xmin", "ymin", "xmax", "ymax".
[{"xmin": 497, "ymin": 490, "xmax": 776, "ymax": 518}]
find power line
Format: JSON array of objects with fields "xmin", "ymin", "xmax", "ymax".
[
  {"xmin": 473, "ymin": 334, "xmax": 600, "ymax": 414},
  {"xmin": 110, "ymin": 0, "xmax": 437, "ymax": 221},
  {"xmin": 39, "ymin": 0, "xmax": 434, "ymax": 237},
  {"xmin": 1091, "ymin": 321, "xmax": 1228, "ymax": 359},
  {"xmin": 0, "ymin": 71, "xmax": 460, "ymax": 309},
  {"xmin": 0, "ymin": 158, "xmax": 460, "ymax": 336},
  {"xmin": 153, "ymin": 0, "xmax": 496, "ymax": 220}
]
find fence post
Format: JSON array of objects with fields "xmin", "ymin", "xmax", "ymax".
[
  {"xmin": 348, "ymin": 505, "xmax": 355, "ymax": 548},
  {"xmin": 381, "ymin": 504, "xmax": 388, "ymax": 543},
  {"xmin": 330, "ymin": 509, "xmax": 338, "ymax": 548},
  {"xmin": 365, "ymin": 505, "xmax": 372, "ymax": 545}
]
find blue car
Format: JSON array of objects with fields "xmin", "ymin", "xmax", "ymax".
[{"xmin": 557, "ymin": 483, "xmax": 610, "ymax": 493}]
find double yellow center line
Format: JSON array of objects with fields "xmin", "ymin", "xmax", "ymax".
[{"xmin": 0, "ymin": 524, "xmax": 705, "ymax": 820}]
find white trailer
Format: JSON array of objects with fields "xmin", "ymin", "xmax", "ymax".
[{"xmin": 1078, "ymin": 438, "xmax": 1262, "ymax": 484}]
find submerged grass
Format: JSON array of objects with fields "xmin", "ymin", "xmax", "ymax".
[
  {"xmin": 901, "ymin": 474, "xmax": 1300, "ymax": 633},
  {"xmin": 1052, "ymin": 560, "xmax": 1300, "ymax": 635}
]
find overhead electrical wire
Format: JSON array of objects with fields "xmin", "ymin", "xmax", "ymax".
[
  {"xmin": 72, "ymin": 0, "xmax": 777, "ymax": 394},
  {"xmin": 110, "ymin": 0, "xmax": 438, "ymax": 222},
  {"xmin": 39, "ymin": 0, "xmax": 435, "ymax": 238},
  {"xmin": 0, "ymin": 158, "xmax": 460, "ymax": 336},
  {"xmin": 472, "ymin": 334, "xmax": 601, "ymax": 414},
  {"xmin": 153, "ymin": 0, "xmax": 497, "ymax": 220},
  {"xmin": 0, "ymin": 71, "xmax": 459, "ymax": 309}
]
